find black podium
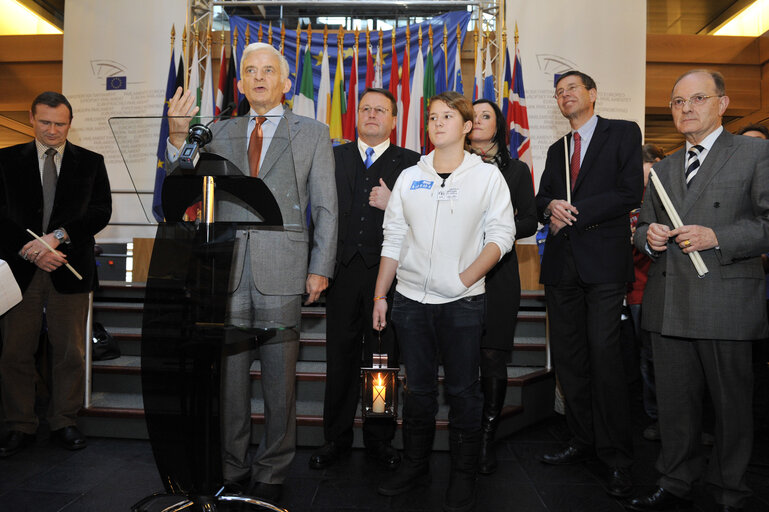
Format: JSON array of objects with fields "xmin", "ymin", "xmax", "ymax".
[{"xmin": 109, "ymin": 115, "xmax": 300, "ymax": 512}]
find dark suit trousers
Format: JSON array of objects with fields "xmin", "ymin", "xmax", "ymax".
[
  {"xmin": 323, "ymin": 254, "xmax": 397, "ymax": 448},
  {"xmin": 545, "ymin": 242, "xmax": 633, "ymax": 468},
  {"xmin": 652, "ymin": 333, "xmax": 753, "ymax": 507},
  {"xmin": 0, "ymin": 269, "xmax": 88, "ymax": 433}
]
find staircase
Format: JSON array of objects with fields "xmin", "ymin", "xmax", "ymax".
[{"xmin": 80, "ymin": 281, "xmax": 554, "ymax": 449}]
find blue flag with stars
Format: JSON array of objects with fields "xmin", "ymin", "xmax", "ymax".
[{"xmin": 151, "ymin": 50, "xmax": 177, "ymax": 222}]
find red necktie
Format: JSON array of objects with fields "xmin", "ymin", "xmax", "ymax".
[
  {"xmin": 248, "ymin": 116, "xmax": 267, "ymax": 177},
  {"xmin": 570, "ymin": 131, "xmax": 581, "ymax": 190}
]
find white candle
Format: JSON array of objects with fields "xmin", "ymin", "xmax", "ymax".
[{"xmin": 372, "ymin": 373, "xmax": 386, "ymax": 414}]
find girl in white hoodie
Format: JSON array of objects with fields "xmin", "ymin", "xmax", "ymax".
[{"xmin": 372, "ymin": 91, "xmax": 515, "ymax": 512}]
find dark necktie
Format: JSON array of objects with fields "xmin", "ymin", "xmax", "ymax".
[
  {"xmin": 248, "ymin": 116, "xmax": 267, "ymax": 177},
  {"xmin": 685, "ymin": 144, "xmax": 704, "ymax": 187},
  {"xmin": 364, "ymin": 147, "xmax": 375, "ymax": 169},
  {"xmin": 570, "ymin": 132, "xmax": 581, "ymax": 190},
  {"xmin": 42, "ymin": 148, "xmax": 57, "ymax": 231}
]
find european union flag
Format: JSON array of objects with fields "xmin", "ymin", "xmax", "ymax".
[{"xmin": 107, "ymin": 76, "xmax": 126, "ymax": 90}]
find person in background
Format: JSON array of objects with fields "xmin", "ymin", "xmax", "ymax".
[
  {"xmin": 373, "ymin": 91, "xmax": 515, "ymax": 512},
  {"xmin": 631, "ymin": 143, "xmax": 665, "ymax": 442},
  {"xmin": 468, "ymin": 98, "xmax": 537, "ymax": 474},
  {"xmin": 735, "ymin": 123, "xmax": 769, "ymax": 445}
]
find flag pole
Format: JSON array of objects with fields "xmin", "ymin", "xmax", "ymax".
[
  {"xmin": 244, "ymin": 24, "xmax": 251, "ymax": 46},
  {"xmin": 295, "ymin": 23, "xmax": 301, "ymax": 82},
  {"xmin": 280, "ymin": 22, "xmax": 286, "ymax": 54},
  {"xmin": 182, "ymin": 26, "xmax": 188, "ymax": 91},
  {"xmin": 257, "ymin": 22, "xmax": 262, "ymax": 43},
  {"xmin": 456, "ymin": 24, "xmax": 462, "ymax": 93},
  {"xmin": 268, "ymin": 22, "xmax": 273, "ymax": 46}
]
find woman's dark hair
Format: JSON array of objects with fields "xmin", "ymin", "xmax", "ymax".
[
  {"xmin": 736, "ymin": 124, "xmax": 769, "ymax": 139},
  {"xmin": 472, "ymin": 99, "xmax": 512, "ymax": 167},
  {"xmin": 641, "ymin": 143, "xmax": 665, "ymax": 163}
]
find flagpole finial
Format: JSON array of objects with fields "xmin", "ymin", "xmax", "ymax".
[
  {"xmin": 171, "ymin": 24, "xmax": 176, "ymax": 42},
  {"xmin": 232, "ymin": 26, "xmax": 239, "ymax": 44},
  {"xmin": 280, "ymin": 23, "xmax": 286, "ymax": 54},
  {"xmin": 338, "ymin": 26, "xmax": 345, "ymax": 51},
  {"xmin": 244, "ymin": 24, "xmax": 250, "ymax": 45},
  {"xmin": 268, "ymin": 22, "xmax": 273, "ymax": 45},
  {"xmin": 515, "ymin": 22, "xmax": 519, "ymax": 46},
  {"xmin": 323, "ymin": 25, "xmax": 329, "ymax": 48},
  {"xmin": 418, "ymin": 25, "xmax": 423, "ymax": 48},
  {"xmin": 257, "ymin": 23, "xmax": 263, "ymax": 42}
]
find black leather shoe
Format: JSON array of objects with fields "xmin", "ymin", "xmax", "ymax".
[
  {"xmin": 718, "ymin": 506, "xmax": 742, "ymax": 512},
  {"xmin": 539, "ymin": 444, "xmax": 593, "ymax": 465},
  {"xmin": 366, "ymin": 442, "xmax": 401, "ymax": 470},
  {"xmin": 309, "ymin": 441, "xmax": 350, "ymax": 469},
  {"xmin": 0, "ymin": 430, "xmax": 36, "ymax": 458},
  {"xmin": 52, "ymin": 426, "xmax": 87, "ymax": 450},
  {"xmin": 606, "ymin": 467, "xmax": 632, "ymax": 498},
  {"xmin": 624, "ymin": 487, "xmax": 693, "ymax": 511},
  {"xmin": 249, "ymin": 482, "xmax": 282, "ymax": 505}
]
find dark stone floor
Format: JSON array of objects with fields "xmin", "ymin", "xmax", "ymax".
[{"xmin": 1, "ymin": 412, "xmax": 768, "ymax": 512}]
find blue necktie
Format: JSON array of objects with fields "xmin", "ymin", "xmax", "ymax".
[{"xmin": 364, "ymin": 147, "xmax": 375, "ymax": 169}]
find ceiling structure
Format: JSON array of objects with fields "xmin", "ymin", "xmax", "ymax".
[{"xmin": 16, "ymin": 0, "xmax": 766, "ymax": 151}]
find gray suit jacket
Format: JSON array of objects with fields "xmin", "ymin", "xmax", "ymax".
[
  {"xmin": 197, "ymin": 107, "xmax": 337, "ymax": 296},
  {"xmin": 635, "ymin": 130, "xmax": 769, "ymax": 340}
]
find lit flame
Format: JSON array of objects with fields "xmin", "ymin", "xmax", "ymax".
[{"xmin": 376, "ymin": 373, "xmax": 383, "ymax": 386}]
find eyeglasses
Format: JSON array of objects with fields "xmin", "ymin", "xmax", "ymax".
[
  {"xmin": 554, "ymin": 84, "xmax": 587, "ymax": 99},
  {"xmin": 669, "ymin": 95, "xmax": 722, "ymax": 110},
  {"xmin": 359, "ymin": 105, "xmax": 391, "ymax": 115}
]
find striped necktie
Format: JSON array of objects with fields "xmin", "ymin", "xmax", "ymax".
[
  {"xmin": 570, "ymin": 132, "xmax": 581, "ymax": 190},
  {"xmin": 685, "ymin": 144, "xmax": 704, "ymax": 187}
]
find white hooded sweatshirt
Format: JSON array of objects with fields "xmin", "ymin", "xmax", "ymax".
[{"xmin": 381, "ymin": 151, "xmax": 516, "ymax": 304}]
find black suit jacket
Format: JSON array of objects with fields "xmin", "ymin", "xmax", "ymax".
[
  {"xmin": 536, "ymin": 116, "xmax": 643, "ymax": 285},
  {"xmin": 0, "ymin": 140, "xmax": 112, "ymax": 294},
  {"xmin": 333, "ymin": 141, "xmax": 420, "ymax": 269}
]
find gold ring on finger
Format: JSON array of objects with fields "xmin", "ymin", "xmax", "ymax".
[{"xmin": 683, "ymin": 240, "xmax": 691, "ymax": 247}]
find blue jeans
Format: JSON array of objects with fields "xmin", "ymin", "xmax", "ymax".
[{"xmin": 391, "ymin": 292, "xmax": 485, "ymax": 432}]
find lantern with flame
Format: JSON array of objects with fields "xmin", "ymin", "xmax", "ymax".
[{"xmin": 361, "ymin": 353, "xmax": 399, "ymax": 418}]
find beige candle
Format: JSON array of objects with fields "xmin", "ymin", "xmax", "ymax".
[{"xmin": 372, "ymin": 373, "xmax": 386, "ymax": 413}]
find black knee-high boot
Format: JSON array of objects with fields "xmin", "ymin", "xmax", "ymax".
[{"xmin": 478, "ymin": 377, "xmax": 507, "ymax": 474}]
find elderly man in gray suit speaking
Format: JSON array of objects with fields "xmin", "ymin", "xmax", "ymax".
[
  {"xmin": 166, "ymin": 42, "xmax": 337, "ymax": 505},
  {"xmin": 627, "ymin": 70, "xmax": 769, "ymax": 512}
]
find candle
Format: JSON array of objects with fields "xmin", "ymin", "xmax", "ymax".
[
  {"xmin": 372, "ymin": 373, "xmax": 386, "ymax": 414},
  {"xmin": 648, "ymin": 170, "xmax": 708, "ymax": 278}
]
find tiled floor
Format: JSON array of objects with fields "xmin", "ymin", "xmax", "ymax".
[{"xmin": 2, "ymin": 411, "xmax": 768, "ymax": 512}]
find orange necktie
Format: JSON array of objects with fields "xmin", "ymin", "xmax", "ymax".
[{"xmin": 248, "ymin": 116, "xmax": 267, "ymax": 177}]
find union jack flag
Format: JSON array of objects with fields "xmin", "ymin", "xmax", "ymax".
[{"xmin": 505, "ymin": 41, "xmax": 534, "ymax": 188}]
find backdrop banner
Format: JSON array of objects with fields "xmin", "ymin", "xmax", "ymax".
[
  {"xmin": 506, "ymin": 0, "xmax": 647, "ymax": 193},
  {"xmin": 62, "ymin": 0, "xmax": 186, "ymax": 242}
]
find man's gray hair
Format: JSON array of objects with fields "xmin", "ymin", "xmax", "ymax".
[{"xmin": 240, "ymin": 42, "xmax": 290, "ymax": 82}]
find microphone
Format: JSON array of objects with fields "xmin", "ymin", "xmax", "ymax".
[{"xmin": 179, "ymin": 102, "xmax": 236, "ymax": 169}]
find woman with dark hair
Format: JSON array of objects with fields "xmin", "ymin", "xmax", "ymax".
[
  {"xmin": 373, "ymin": 91, "xmax": 515, "ymax": 511},
  {"xmin": 468, "ymin": 99, "xmax": 537, "ymax": 474}
]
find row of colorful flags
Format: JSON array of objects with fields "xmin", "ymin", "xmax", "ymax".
[{"xmin": 152, "ymin": 17, "xmax": 533, "ymax": 222}]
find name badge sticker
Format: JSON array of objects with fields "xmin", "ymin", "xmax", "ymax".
[
  {"xmin": 435, "ymin": 188, "xmax": 460, "ymax": 201},
  {"xmin": 410, "ymin": 179, "xmax": 434, "ymax": 191}
]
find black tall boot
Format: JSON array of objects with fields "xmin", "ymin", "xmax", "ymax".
[
  {"xmin": 444, "ymin": 428, "xmax": 482, "ymax": 512},
  {"xmin": 377, "ymin": 421, "xmax": 435, "ymax": 496},
  {"xmin": 478, "ymin": 377, "xmax": 507, "ymax": 475}
]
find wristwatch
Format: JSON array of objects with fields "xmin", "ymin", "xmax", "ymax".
[{"xmin": 53, "ymin": 228, "xmax": 70, "ymax": 245}]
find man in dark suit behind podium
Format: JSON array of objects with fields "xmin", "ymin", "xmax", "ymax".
[
  {"xmin": 167, "ymin": 43, "xmax": 337, "ymax": 504},
  {"xmin": 0, "ymin": 92, "xmax": 112, "ymax": 457},
  {"xmin": 535, "ymin": 71, "xmax": 643, "ymax": 498},
  {"xmin": 309, "ymin": 88, "xmax": 420, "ymax": 470},
  {"xmin": 627, "ymin": 70, "xmax": 769, "ymax": 512}
]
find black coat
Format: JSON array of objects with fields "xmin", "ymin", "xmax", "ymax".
[
  {"xmin": 0, "ymin": 140, "xmax": 112, "ymax": 294},
  {"xmin": 482, "ymin": 157, "xmax": 537, "ymax": 351}
]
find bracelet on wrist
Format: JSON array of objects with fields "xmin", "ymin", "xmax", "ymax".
[{"xmin": 373, "ymin": 295, "xmax": 387, "ymax": 302}]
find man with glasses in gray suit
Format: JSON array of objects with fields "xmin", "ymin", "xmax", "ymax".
[
  {"xmin": 627, "ymin": 70, "xmax": 769, "ymax": 512},
  {"xmin": 166, "ymin": 42, "xmax": 337, "ymax": 506}
]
